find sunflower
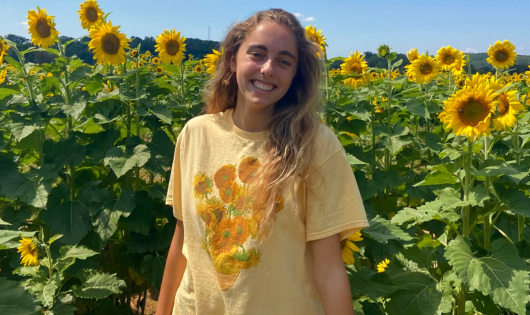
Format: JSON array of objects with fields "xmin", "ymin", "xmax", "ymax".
[
  {"xmin": 214, "ymin": 164, "xmax": 237, "ymax": 188},
  {"xmin": 145, "ymin": 50, "xmax": 151, "ymax": 57},
  {"xmin": 193, "ymin": 171, "xmax": 213, "ymax": 198},
  {"xmin": 438, "ymin": 81, "xmax": 498, "ymax": 140},
  {"xmin": 489, "ymin": 79, "xmax": 525, "ymax": 130},
  {"xmin": 436, "ymin": 46, "xmax": 463, "ymax": 71},
  {"xmin": 27, "ymin": 6, "xmax": 60, "ymax": 49},
  {"xmin": 0, "ymin": 39, "xmax": 9, "ymax": 64},
  {"xmin": 18, "ymin": 238, "xmax": 39, "ymax": 266},
  {"xmin": 341, "ymin": 231, "xmax": 363, "ymax": 265},
  {"xmin": 194, "ymin": 65, "xmax": 203, "ymax": 74},
  {"xmin": 305, "ymin": 25, "xmax": 326, "ymax": 56},
  {"xmin": 196, "ymin": 199, "xmax": 224, "ymax": 231},
  {"xmin": 370, "ymin": 71, "xmax": 379, "ymax": 81},
  {"xmin": 200, "ymin": 59, "xmax": 206, "ymax": 66},
  {"xmin": 452, "ymin": 56, "xmax": 467, "ymax": 76},
  {"xmin": 406, "ymin": 48, "xmax": 419, "ymax": 62},
  {"xmin": 88, "ymin": 21, "xmax": 130, "ymax": 66},
  {"xmin": 377, "ymin": 259, "xmax": 390, "ymax": 273},
  {"xmin": 219, "ymin": 181, "xmax": 240, "ymax": 204},
  {"xmin": 131, "ymin": 49, "xmax": 138, "ymax": 58},
  {"xmin": 464, "ymin": 73, "xmax": 489, "ymax": 89},
  {"xmin": 210, "ymin": 216, "xmax": 249, "ymax": 255},
  {"xmin": 237, "ymin": 156, "xmax": 261, "ymax": 184},
  {"xmin": 78, "ymin": 0, "xmax": 104, "ymax": 30},
  {"xmin": 341, "ymin": 51, "xmax": 368, "ymax": 89},
  {"xmin": 138, "ymin": 61, "xmax": 144, "ymax": 67},
  {"xmin": 407, "ymin": 54, "xmax": 440, "ymax": 85},
  {"xmin": 487, "ymin": 40, "xmax": 516, "ymax": 70},
  {"xmin": 152, "ymin": 57, "xmax": 160, "ymax": 65},
  {"xmin": 155, "ymin": 29, "xmax": 186, "ymax": 65},
  {"xmin": 155, "ymin": 66, "xmax": 163, "ymax": 75},
  {"xmin": 0, "ymin": 69, "xmax": 7, "ymax": 85},
  {"xmin": 205, "ymin": 48, "xmax": 223, "ymax": 75},
  {"xmin": 231, "ymin": 216, "xmax": 250, "ymax": 245}
]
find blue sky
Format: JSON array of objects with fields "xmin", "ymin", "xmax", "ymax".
[{"xmin": 1, "ymin": 0, "xmax": 529, "ymax": 58}]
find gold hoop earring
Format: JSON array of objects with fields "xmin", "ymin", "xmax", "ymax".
[{"xmin": 223, "ymin": 72, "xmax": 234, "ymax": 85}]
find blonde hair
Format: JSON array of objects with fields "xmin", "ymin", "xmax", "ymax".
[{"xmin": 202, "ymin": 8, "xmax": 324, "ymax": 243}]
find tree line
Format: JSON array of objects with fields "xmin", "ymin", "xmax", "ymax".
[{"xmin": 3, "ymin": 34, "xmax": 530, "ymax": 74}]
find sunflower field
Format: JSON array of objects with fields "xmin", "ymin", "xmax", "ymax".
[{"xmin": 1, "ymin": 2, "xmax": 530, "ymax": 315}]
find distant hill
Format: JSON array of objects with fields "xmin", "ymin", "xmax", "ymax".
[{"xmin": 3, "ymin": 34, "xmax": 529, "ymax": 74}]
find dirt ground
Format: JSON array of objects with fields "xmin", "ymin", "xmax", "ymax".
[{"xmin": 130, "ymin": 286, "xmax": 159, "ymax": 315}]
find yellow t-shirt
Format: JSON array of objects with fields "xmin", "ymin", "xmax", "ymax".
[{"xmin": 165, "ymin": 108, "xmax": 369, "ymax": 315}]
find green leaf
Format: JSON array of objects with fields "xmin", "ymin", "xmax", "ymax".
[
  {"xmin": 48, "ymin": 234, "xmax": 63, "ymax": 245},
  {"xmin": 346, "ymin": 154, "xmax": 367, "ymax": 165},
  {"xmin": 71, "ymin": 270, "xmax": 126, "ymax": 299},
  {"xmin": 503, "ymin": 189, "xmax": 530, "ymax": 217},
  {"xmin": 0, "ymin": 278, "xmax": 41, "ymax": 315},
  {"xmin": 347, "ymin": 267, "xmax": 400, "ymax": 300},
  {"xmin": 60, "ymin": 245, "xmax": 98, "ymax": 260},
  {"xmin": 150, "ymin": 104, "xmax": 173, "ymax": 124},
  {"xmin": 9, "ymin": 118, "xmax": 38, "ymax": 142},
  {"xmin": 16, "ymin": 179, "xmax": 50, "ymax": 209},
  {"xmin": 140, "ymin": 254, "xmax": 166, "ymax": 288},
  {"xmin": 93, "ymin": 188, "xmax": 136, "ymax": 242},
  {"xmin": 401, "ymin": 246, "xmax": 435, "ymax": 271},
  {"xmin": 391, "ymin": 198, "xmax": 459, "ymax": 228},
  {"xmin": 406, "ymin": 99, "xmax": 430, "ymax": 118},
  {"xmin": 42, "ymin": 201, "xmax": 91, "ymax": 245},
  {"xmin": 0, "ymin": 230, "xmax": 36, "ymax": 248},
  {"xmin": 425, "ymin": 133, "xmax": 442, "ymax": 153},
  {"xmin": 445, "ymin": 236, "xmax": 529, "ymax": 314},
  {"xmin": 0, "ymin": 88, "xmax": 20, "ymax": 100},
  {"xmin": 384, "ymin": 136, "xmax": 405, "ymax": 155},
  {"xmin": 472, "ymin": 163, "xmax": 520, "ymax": 176},
  {"xmin": 104, "ymin": 145, "xmax": 151, "ymax": 178},
  {"xmin": 386, "ymin": 272, "xmax": 442, "ymax": 315},
  {"xmin": 414, "ymin": 172, "xmax": 457, "ymax": 186},
  {"xmin": 42, "ymin": 275, "xmax": 59, "ymax": 307},
  {"xmin": 363, "ymin": 216, "xmax": 413, "ymax": 244}
]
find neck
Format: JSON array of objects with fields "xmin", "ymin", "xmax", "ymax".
[{"xmin": 233, "ymin": 98, "xmax": 275, "ymax": 132}]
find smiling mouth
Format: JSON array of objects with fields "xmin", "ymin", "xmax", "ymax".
[{"xmin": 251, "ymin": 80, "xmax": 276, "ymax": 92}]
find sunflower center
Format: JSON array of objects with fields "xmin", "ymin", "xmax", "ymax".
[
  {"xmin": 166, "ymin": 40, "xmax": 180, "ymax": 56},
  {"xmin": 101, "ymin": 33, "xmax": 120, "ymax": 55},
  {"xmin": 36, "ymin": 18, "xmax": 51, "ymax": 38},
  {"xmin": 222, "ymin": 230, "xmax": 231, "ymax": 239},
  {"xmin": 459, "ymin": 99, "xmax": 489, "ymax": 126},
  {"xmin": 350, "ymin": 63, "xmax": 362, "ymax": 74},
  {"xmin": 443, "ymin": 54, "xmax": 454, "ymax": 65},
  {"xmin": 498, "ymin": 94, "xmax": 509, "ymax": 116},
  {"xmin": 495, "ymin": 50, "xmax": 508, "ymax": 62},
  {"xmin": 85, "ymin": 7, "xmax": 99, "ymax": 22},
  {"xmin": 420, "ymin": 63, "xmax": 432, "ymax": 75},
  {"xmin": 0, "ymin": 44, "xmax": 3, "ymax": 54}
]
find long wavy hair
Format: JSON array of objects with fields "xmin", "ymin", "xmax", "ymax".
[{"xmin": 202, "ymin": 8, "xmax": 324, "ymax": 243}]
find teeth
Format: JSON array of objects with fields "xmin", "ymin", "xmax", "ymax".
[{"xmin": 253, "ymin": 81, "xmax": 274, "ymax": 91}]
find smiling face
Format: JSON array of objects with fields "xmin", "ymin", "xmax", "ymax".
[{"xmin": 231, "ymin": 21, "xmax": 298, "ymax": 111}]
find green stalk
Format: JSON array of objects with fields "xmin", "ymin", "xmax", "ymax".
[
  {"xmin": 483, "ymin": 135, "xmax": 491, "ymax": 250},
  {"xmin": 371, "ymin": 107, "xmax": 376, "ymax": 173},
  {"xmin": 385, "ymin": 59, "xmax": 392, "ymax": 172},
  {"xmin": 462, "ymin": 138, "xmax": 473, "ymax": 238},
  {"xmin": 457, "ymin": 283, "xmax": 466, "ymax": 315},
  {"xmin": 135, "ymin": 56, "xmax": 141, "ymax": 189},
  {"xmin": 45, "ymin": 244, "xmax": 54, "ymax": 279}
]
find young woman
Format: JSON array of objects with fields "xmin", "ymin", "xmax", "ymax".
[{"xmin": 157, "ymin": 8, "xmax": 369, "ymax": 315}]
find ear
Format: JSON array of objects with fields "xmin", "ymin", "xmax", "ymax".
[{"xmin": 229, "ymin": 55, "xmax": 236, "ymax": 72}]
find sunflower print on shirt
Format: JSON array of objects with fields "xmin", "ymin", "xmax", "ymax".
[{"xmin": 193, "ymin": 156, "xmax": 284, "ymax": 291}]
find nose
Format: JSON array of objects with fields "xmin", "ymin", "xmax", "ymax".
[{"xmin": 260, "ymin": 58, "xmax": 274, "ymax": 77}]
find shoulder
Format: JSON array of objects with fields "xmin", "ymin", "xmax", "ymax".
[
  {"xmin": 180, "ymin": 111, "xmax": 228, "ymax": 138},
  {"xmin": 308, "ymin": 122, "xmax": 345, "ymax": 170}
]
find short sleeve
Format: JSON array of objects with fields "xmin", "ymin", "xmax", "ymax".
[
  {"xmin": 305, "ymin": 148, "xmax": 369, "ymax": 242},
  {"xmin": 165, "ymin": 128, "xmax": 186, "ymax": 221}
]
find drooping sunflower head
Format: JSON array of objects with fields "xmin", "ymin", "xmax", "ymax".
[
  {"xmin": 78, "ymin": 0, "xmax": 104, "ymax": 30},
  {"xmin": 452, "ymin": 56, "xmax": 467, "ymax": 75},
  {"xmin": 0, "ymin": 39, "xmax": 9, "ymax": 64},
  {"xmin": 488, "ymin": 79, "xmax": 525, "ymax": 130},
  {"xmin": 194, "ymin": 65, "xmax": 203, "ymax": 74},
  {"xmin": 204, "ymin": 48, "xmax": 223, "ymax": 75},
  {"xmin": 88, "ymin": 21, "xmax": 130, "ymax": 66},
  {"xmin": 487, "ymin": 40, "xmax": 517, "ymax": 70},
  {"xmin": 407, "ymin": 48, "xmax": 419, "ymax": 62},
  {"xmin": 436, "ymin": 46, "xmax": 463, "ymax": 70},
  {"xmin": 341, "ymin": 51, "xmax": 368, "ymax": 89},
  {"xmin": 438, "ymin": 81, "xmax": 498, "ymax": 140},
  {"xmin": 408, "ymin": 54, "xmax": 440, "ymax": 85},
  {"xmin": 18, "ymin": 237, "xmax": 39, "ymax": 266},
  {"xmin": 155, "ymin": 29, "xmax": 186, "ymax": 65},
  {"xmin": 305, "ymin": 25, "xmax": 326, "ymax": 56},
  {"xmin": 27, "ymin": 6, "xmax": 60, "ymax": 49}
]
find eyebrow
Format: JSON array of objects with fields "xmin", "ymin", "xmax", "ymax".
[{"xmin": 247, "ymin": 44, "xmax": 296, "ymax": 60}]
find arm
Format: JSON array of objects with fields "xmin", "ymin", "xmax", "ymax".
[
  {"xmin": 311, "ymin": 233, "xmax": 355, "ymax": 315},
  {"xmin": 156, "ymin": 220, "xmax": 187, "ymax": 315}
]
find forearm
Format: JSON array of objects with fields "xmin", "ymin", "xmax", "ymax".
[
  {"xmin": 156, "ymin": 221, "xmax": 187, "ymax": 315},
  {"xmin": 314, "ymin": 269, "xmax": 355, "ymax": 315}
]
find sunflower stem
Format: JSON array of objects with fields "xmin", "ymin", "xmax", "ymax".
[
  {"xmin": 462, "ymin": 138, "xmax": 473, "ymax": 238},
  {"xmin": 135, "ymin": 53, "xmax": 141, "ymax": 189},
  {"xmin": 44, "ymin": 244, "xmax": 53, "ymax": 279},
  {"xmin": 483, "ymin": 135, "xmax": 492, "ymax": 250}
]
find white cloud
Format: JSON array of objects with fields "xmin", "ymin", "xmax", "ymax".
[
  {"xmin": 303, "ymin": 17, "xmax": 315, "ymax": 22},
  {"xmin": 464, "ymin": 47, "xmax": 478, "ymax": 53},
  {"xmin": 293, "ymin": 12, "xmax": 303, "ymax": 18},
  {"xmin": 19, "ymin": 21, "xmax": 28, "ymax": 26},
  {"xmin": 519, "ymin": 46, "xmax": 525, "ymax": 51}
]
